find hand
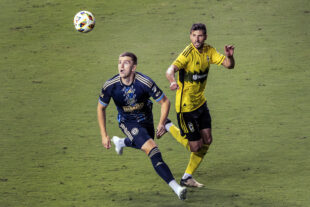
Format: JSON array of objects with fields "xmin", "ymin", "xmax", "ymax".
[
  {"xmin": 156, "ymin": 123, "xmax": 166, "ymax": 139},
  {"xmin": 224, "ymin": 45, "xmax": 235, "ymax": 57},
  {"xmin": 170, "ymin": 82, "xmax": 179, "ymax": 91},
  {"xmin": 102, "ymin": 135, "xmax": 111, "ymax": 149}
]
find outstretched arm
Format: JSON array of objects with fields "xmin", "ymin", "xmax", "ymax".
[
  {"xmin": 97, "ymin": 102, "xmax": 111, "ymax": 149},
  {"xmin": 166, "ymin": 65, "xmax": 180, "ymax": 90},
  {"xmin": 156, "ymin": 95, "xmax": 170, "ymax": 138},
  {"xmin": 222, "ymin": 45, "xmax": 235, "ymax": 69}
]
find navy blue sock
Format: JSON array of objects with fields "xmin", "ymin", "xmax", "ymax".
[
  {"xmin": 148, "ymin": 147, "xmax": 174, "ymax": 184},
  {"xmin": 124, "ymin": 137, "xmax": 140, "ymax": 149}
]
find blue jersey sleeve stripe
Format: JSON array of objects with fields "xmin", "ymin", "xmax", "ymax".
[
  {"xmin": 98, "ymin": 99, "xmax": 108, "ymax": 106},
  {"xmin": 155, "ymin": 93, "xmax": 164, "ymax": 102}
]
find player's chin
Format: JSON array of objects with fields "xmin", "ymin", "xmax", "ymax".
[
  {"xmin": 194, "ymin": 43, "xmax": 203, "ymax": 49},
  {"xmin": 119, "ymin": 73, "xmax": 126, "ymax": 78}
]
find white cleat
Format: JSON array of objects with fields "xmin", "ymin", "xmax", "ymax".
[
  {"xmin": 111, "ymin": 136, "xmax": 124, "ymax": 155},
  {"xmin": 177, "ymin": 186, "xmax": 187, "ymax": 200}
]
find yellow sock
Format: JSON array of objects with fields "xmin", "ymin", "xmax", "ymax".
[
  {"xmin": 169, "ymin": 125, "xmax": 190, "ymax": 151},
  {"xmin": 185, "ymin": 144, "xmax": 209, "ymax": 175},
  {"xmin": 168, "ymin": 124, "xmax": 209, "ymax": 175}
]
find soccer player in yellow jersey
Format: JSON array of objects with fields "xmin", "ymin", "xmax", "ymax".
[{"xmin": 165, "ymin": 23, "xmax": 235, "ymax": 187}]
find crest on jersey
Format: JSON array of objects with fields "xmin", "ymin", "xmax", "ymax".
[
  {"xmin": 206, "ymin": 55, "xmax": 210, "ymax": 63},
  {"xmin": 131, "ymin": 127, "xmax": 139, "ymax": 136},
  {"xmin": 188, "ymin": 122, "xmax": 195, "ymax": 132},
  {"xmin": 123, "ymin": 85, "xmax": 137, "ymax": 106}
]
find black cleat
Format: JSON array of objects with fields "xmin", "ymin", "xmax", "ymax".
[{"xmin": 165, "ymin": 118, "xmax": 172, "ymax": 125}]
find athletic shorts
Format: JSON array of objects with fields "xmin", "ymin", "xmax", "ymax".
[
  {"xmin": 119, "ymin": 121, "xmax": 154, "ymax": 149},
  {"xmin": 177, "ymin": 102, "xmax": 211, "ymax": 141}
]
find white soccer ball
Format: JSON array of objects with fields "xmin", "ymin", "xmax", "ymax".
[{"xmin": 73, "ymin": 11, "xmax": 95, "ymax": 33}]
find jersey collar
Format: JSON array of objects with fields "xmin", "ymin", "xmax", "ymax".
[
  {"xmin": 119, "ymin": 72, "xmax": 136, "ymax": 86},
  {"xmin": 191, "ymin": 43, "xmax": 207, "ymax": 54}
]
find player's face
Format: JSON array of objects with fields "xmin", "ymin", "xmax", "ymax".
[
  {"xmin": 118, "ymin": 56, "xmax": 136, "ymax": 78},
  {"xmin": 190, "ymin": 30, "xmax": 207, "ymax": 50}
]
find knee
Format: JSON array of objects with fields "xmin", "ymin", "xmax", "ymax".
[
  {"xmin": 190, "ymin": 144, "xmax": 201, "ymax": 152},
  {"xmin": 189, "ymin": 139, "xmax": 207, "ymax": 152},
  {"xmin": 142, "ymin": 139, "xmax": 157, "ymax": 155},
  {"xmin": 206, "ymin": 135, "xmax": 212, "ymax": 145},
  {"xmin": 148, "ymin": 147, "xmax": 167, "ymax": 169},
  {"xmin": 201, "ymin": 129, "xmax": 212, "ymax": 145},
  {"xmin": 192, "ymin": 144, "xmax": 209, "ymax": 158}
]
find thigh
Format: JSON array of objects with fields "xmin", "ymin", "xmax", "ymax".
[
  {"xmin": 197, "ymin": 103, "xmax": 212, "ymax": 130},
  {"xmin": 119, "ymin": 122, "xmax": 154, "ymax": 149},
  {"xmin": 177, "ymin": 111, "xmax": 201, "ymax": 141}
]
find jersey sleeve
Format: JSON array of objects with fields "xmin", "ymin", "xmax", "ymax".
[
  {"xmin": 172, "ymin": 49, "xmax": 189, "ymax": 69},
  {"xmin": 98, "ymin": 83, "xmax": 112, "ymax": 107},
  {"xmin": 209, "ymin": 47, "xmax": 226, "ymax": 65},
  {"xmin": 149, "ymin": 81, "xmax": 164, "ymax": 102}
]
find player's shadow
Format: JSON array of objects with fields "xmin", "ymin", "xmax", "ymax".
[{"xmin": 119, "ymin": 187, "xmax": 289, "ymax": 207}]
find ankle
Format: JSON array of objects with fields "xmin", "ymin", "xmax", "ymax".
[{"xmin": 182, "ymin": 173, "xmax": 192, "ymax": 180}]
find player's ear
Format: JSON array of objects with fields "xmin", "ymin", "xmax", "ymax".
[{"xmin": 132, "ymin": 64, "xmax": 137, "ymax": 72}]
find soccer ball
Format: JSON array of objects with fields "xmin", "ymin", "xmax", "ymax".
[{"xmin": 73, "ymin": 11, "xmax": 95, "ymax": 33}]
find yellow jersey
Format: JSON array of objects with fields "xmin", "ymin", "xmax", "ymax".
[{"xmin": 172, "ymin": 43, "xmax": 225, "ymax": 113}]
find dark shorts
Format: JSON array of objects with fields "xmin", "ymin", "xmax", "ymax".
[
  {"xmin": 119, "ymin": 121, "xmax": 154, "ymax": 149},
  {"xmin": 177, "ymin": 102, "xmax": 211, "ymax": 141}
]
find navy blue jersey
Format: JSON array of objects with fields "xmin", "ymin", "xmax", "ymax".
[{"xmin": 99, "ymin": 72, "xmax": 164, "ymax": 124}]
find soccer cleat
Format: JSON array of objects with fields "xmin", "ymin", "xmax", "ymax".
[
  {"xmin": 111, "ymin": 136, "xmax": 124, "ymax": 155},
  {"xmin": 180, "ymin": 177, "xmax": 204, "ymax": 188},
  {"xmin": 177, "ymin": 186, "xmax": 187, "ymax": 200}
]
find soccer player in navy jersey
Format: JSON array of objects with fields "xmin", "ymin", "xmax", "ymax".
[{"xmin": 97, "ymin": 52, "xmax": 187, "ymax": 200}]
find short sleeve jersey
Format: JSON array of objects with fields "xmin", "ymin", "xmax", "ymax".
[
  {"xmin": 99, "ymin": 72, "xmax": 164, "ymax": 124},
  {"xmin": 172, "ymin": 43, "xmax": 225, "ymax": 113}
]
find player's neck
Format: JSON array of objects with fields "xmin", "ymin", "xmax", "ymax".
[
  {"xmin": 121, "ymin": 73, "xmax": 135, "ymax": 86},
  {"xmin": 191, "ymin": 42, "xmax": 205, "ymax": 53},
  {"xmin": 197, "ymin": 44, "xmax": 204, "ymax": 53}
]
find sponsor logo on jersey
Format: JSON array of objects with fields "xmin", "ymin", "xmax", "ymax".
[
  {"xmin": 192, "ymin": 74, "xmax": 207, "ymax": 81},
  {"xmin": 123, "ymin": 103, "xmax": 144, "ymax": 112},
  {"xmin": 155, "ymin": 91, "xmax": 161, "ymax": 97}
]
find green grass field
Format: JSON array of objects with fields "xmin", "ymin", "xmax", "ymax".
[{"xmin": 1, "ymin": 0, "xmax": 309, "ymax": 206}]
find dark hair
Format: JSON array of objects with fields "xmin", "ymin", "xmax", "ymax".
[
  {"xmin": 119, "ymin": 52, "xmax": 138, "ymax": 65},
  {"xmin": 190, "ymin": 23, "xmax": 207, "ymax": 35}
]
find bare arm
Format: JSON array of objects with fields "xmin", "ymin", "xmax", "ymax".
[
  {"xmin": 166, "ymin": 65, "xmax": 180, "ymax": 90},
  {"xmin": 156, "ymin": 95, "xmax": 171, "ymax": 138},
  {"xmin": 97, "ymin": 102, "xmax": 111, "ymax": 149},
  {"xmin": 222, "ymin": 45, "xmax": 235, "ymax": 69}
]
